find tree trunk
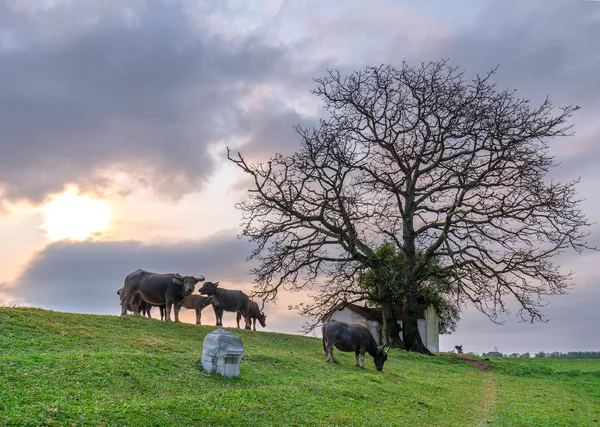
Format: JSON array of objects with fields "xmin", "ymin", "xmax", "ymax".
[
  {"xmin": 402, "ymin": 286, "xmax": 432, "ymax": 355},
  {"xmin": 403, "ymin": 202, "xmax": 433, "ymax": 355},
  {"xmin": 381, "ymin": 299, "xmax": 404, "ymax": 349},
  {"xmin": 377, "ymin": 281, "xmax": 404, "ymax": 348}
]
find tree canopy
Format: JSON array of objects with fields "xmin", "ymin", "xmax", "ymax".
[
  {"xmin": 229, "ymin": 59, "xmax": 596, "ymax": 353},
  {"xmin": 358, "ymin": 242, "xmax": 461, "ymax": 335}
]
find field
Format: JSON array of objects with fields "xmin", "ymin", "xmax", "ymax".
[{"xmin": 1, "ymin": 308, "xmax": 599, "ymax": 426}]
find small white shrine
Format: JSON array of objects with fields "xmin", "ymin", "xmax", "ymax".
[{"xmin": 201, "ymin": 328, "xmax": 245, "ymax": 377}]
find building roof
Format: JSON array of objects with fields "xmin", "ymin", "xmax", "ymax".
[{"xmin": 324, "ymin": 302, "xmax": 429, "ymax": 322}]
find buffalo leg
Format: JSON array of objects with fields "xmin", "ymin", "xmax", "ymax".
[
  {"xmin": 174, "ymin": 302, "xmax": 182, "ymax": 323},
  {"xmin": 325, "ymin": 344, "xmax": 338, "ymax": 363},
  {"xmin": 236, "ymin": 311, "xmax": 241, "ymax": 329},
  {"xmin": 355, "ymin": 351, "xmax": 360, "ymax": 367},
  {"xmin": 253, "ymin": 318, "xmax": 256, "ymax": 331},
  {"xmin": 212, "ymin": 305, "xmax": 221, "ymax": 326},
  {"xmin": 360, "ymin": 352, "xmax": 365, "ymax": 369},
  {"xmin": 165, "ymin": 300, "xmax": 173, "ymax": 322},
  {"xmin": 240, "ymin": 301, "xmax": 251, "ymax": 330},
  {"xmin": 215, "ymin": 307, "xmax": 223, "ymax": 326},
  {"xmin": 132, "ymin": 298, "xmax": 140, "ymax": 316},
  {"xmin": 195, "ymin": 309, "xmax": 201, "ymax": 325},
  {"xmin": 245, "ymin": 312, "xmax": 251, "ymax": 330}
]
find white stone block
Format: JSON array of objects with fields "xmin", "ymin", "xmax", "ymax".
[{"xmin": 201, "ymin": 328, "xmax": 244, "ymax": 377}]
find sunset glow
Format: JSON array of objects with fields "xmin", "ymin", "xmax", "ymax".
[{"xmin": 40, "ymin": 188, "xmax": 112, "ymax": 241}]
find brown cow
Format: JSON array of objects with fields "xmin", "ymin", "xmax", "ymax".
[{"xmin": 179, "ymin": 294, "xmax": 216, "ymax": 325}]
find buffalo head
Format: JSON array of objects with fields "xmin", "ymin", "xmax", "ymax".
[
  {"xmin": 257, "ymin": 312, "xmax": 267, "ymax": 328},
  {"xmin": 199, "ymin": 281, "xmax": 219, "ymax": 296},
  {"xmin": 172, "ymin": 274, "xmax": 205, "ymax": 296},
  {"xmin": 374, "ymin": 343, "xmax": 391, "ymax": 371}
]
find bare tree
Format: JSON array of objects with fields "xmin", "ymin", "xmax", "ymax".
[{"xmin": 228, "ymin": 59, "xmax": 596, "ymax": 354}]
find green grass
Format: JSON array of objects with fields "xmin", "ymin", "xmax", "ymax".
[{"xmin": 1, "ymin": 308, "xmax": 599, "ymax": 426}]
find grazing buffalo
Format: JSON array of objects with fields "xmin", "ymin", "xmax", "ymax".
[
  {"xmin": 235, "ymin": 300, "xmax": 267, "ymax": 331},
  {"xmin": 322, "ymin": 320, "xmax": 391, "ymax": 371},
  {"xmin": 179, "ymin": 295, "xmax": 216, "ymax": 325},
  {"xmin": 120, "ymin": 269, "xmax": 205, "ymax": 322},
  {"xmin": 117, "ymin": 287, "xmax": 135, "ymax": 312},
  {"xmin": 198, "ymin": 281, "xmax": 251, "ymax": 330}
]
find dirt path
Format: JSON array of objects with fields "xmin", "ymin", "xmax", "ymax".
[
  {"xmin": 453, "ymin": 355, "xmax": 497, "ymax": 425},
  {"xmin": 475, "ymin": 370, "xmax": 497, "ymax": 426},
  {"xmin": 456, "ymin": 354, "xmax": 492, "ymax": 372}
]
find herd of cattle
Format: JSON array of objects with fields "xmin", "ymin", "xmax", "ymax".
[
  {"xmin": 117, "ymin": 269, "xmax": 266, "ymax": 330},
  {"xmin": 117, "ymin": 269, "xmax": 391, "ymax": 371}
]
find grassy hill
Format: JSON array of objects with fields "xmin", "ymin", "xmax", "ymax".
[{"xmin": 1, "ymin": 308, "xmax": 599, "ymax": 426}]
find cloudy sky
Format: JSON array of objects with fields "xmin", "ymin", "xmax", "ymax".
[{"xmin": 1, "ymin": 0, "xmax": 599, "ymax": 355}]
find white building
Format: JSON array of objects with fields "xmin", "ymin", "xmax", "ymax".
[{"xmin": 323, "ymin": 302, "xmax": 439, "ymax": 353}]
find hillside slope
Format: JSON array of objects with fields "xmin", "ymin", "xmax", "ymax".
[{"xmin": 1, "ymin": 308, "xmax": 599, "ymax": 426}]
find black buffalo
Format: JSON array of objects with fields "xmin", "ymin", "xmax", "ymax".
[
  {"xmin": 179, "ymin": 294, "xmax": 216, "ymax": 325},
  {"xmin": 198, "ymin": 281, "xmax": 251, "ymax": 330},
  {"xmin": 120, "ymin": 269, "xmax": 204, "ymax": 322},
  {"xmin": 235, "ymin": 300, "xmax": 267, "ymax": 331},
  {"xmin": 322, "ymin": 320, "xmax": 391, "ymax": 371}
]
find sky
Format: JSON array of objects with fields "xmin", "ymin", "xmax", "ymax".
[{"xmin": 1, "ymin": 0, "xmax": 599, "ymax": 355}]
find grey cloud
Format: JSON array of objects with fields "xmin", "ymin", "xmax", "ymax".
[
  {"xmin": 2, "ymin": 232, "xmax": 258, "ymax": 315},
  {"xmin": 226, "ymin": 108, "xmax": 320, "ymax": 198},
  {"xmin": 0, "ymin": 0, "xmax": 295, "ymax": 203},
  {"xmin": 387, "ymin": 0, "xmax": 600, "ymax": 185},
  {"xmin": 238, "ymin": 107, "xmax": 319, "ymax": 160},
  {"xmin": 413, "ymin": 0, "xmax": 600, "ymax": 107},
  {"xmin": 553, "ymin": 128, "xmax": 600, "ymax": 180}
]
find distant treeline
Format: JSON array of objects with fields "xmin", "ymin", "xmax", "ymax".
[
  {"xmin": 534, "ymin": 351, "xmax": 600, "ymax": 359},
  {"xmin": 480, "ymin": 351, "xmax": 600, "ymax": 359}
]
